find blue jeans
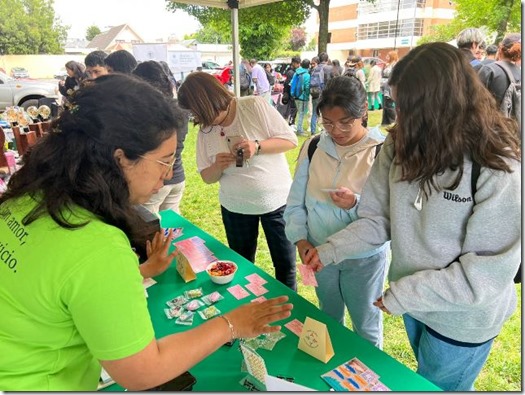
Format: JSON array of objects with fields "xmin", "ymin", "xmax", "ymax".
[
  {"xmin": 295, "ymin": 99, "xmax": 309, "ymax": 134},
  {"xmin": 403, "ymin": 315, "xmax": 494, "ymax": 391},
  {"xmin": 221, "ymin": 205, "xmax": 297, "ymax": 291},
  {"xmin": 314, "ymin": 250, "xmax": 387, "ymax": 349},
  {"xmin": 310, "ymin": 96, "xmax": 320, "ymax": 134}
]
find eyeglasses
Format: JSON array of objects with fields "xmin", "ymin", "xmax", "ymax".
[
  {"xmin": 321, "ymin": 118, "xmax": 358, "ymax": 133},
  {"xmin": 138, "ymin": 154, "xmax": 176, "ymax": 177}
]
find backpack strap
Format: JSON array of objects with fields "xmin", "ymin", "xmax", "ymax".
[
  {"xmin": 471, "ymin": 159, "xmax": 480, "ymax": 203},
  {"xmin": 375, "ymin": 143, "xmax": 383, "ymax": 158},
  {"xmin": 494, "ymin": 61, "xmax": 517, "ymax": 84},
  {"xmin": 307, "ymin": 134, "xmax": 321, "ymax": 162}
]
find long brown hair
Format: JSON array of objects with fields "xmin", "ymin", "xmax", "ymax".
[
  {"xmin": 388, "ymin": 42, "xmax": 520, "ymax": 196},
  {"xmin": 177, "ymin": 72, "xmax": 234, "ymax": 128}
]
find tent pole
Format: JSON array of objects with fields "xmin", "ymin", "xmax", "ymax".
[{"xmin": 231, "ymin": 6, "xmax": 240, "ymax": 97}]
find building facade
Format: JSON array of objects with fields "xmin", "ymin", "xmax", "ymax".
[{"xmin": 324, "ymin": 0, "xmax": 455, "ymax": 62}]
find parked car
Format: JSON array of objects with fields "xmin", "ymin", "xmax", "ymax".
[
  {"xmin": 10, "ymin": 67, "xmax": 30, "ymax": 79},
  {"xmin": 201, "ymin": 61, "xmax": 222, "ymax": 74},
  {"xmin": 0, "ymin": 71, "xmax": 59, "ymax": 110},
  {"xmin": 54, "ymin": 68, "xmax": 68, "ymax": 81}
]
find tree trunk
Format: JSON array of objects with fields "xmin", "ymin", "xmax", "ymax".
[
  {"xmin": 494, "ymin": 0, "xmax": 515, "ymax": 44},
  {"xmin": 317, "ymin": 0, "xmax": 331, "ymax": 54}
]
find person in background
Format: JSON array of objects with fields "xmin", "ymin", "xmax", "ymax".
[
  {"xmin": 58, "ymin": 60, "xmax": 88, "ymax": 108},
  {"xmin": 478, "ymin": 33, "xmax": 521, "ymax": 123},
  {"xmin": 159, "ymin": 61, "xmax": 178, "ymax": 92},
  {"xmin": 105, "ymin": 50, "xmax": 138, "ymax": 74},
  {"xmin": 343, "ymin": 55, "xmax": 366, "ymax": 89},
  {"xmin": 381, "ymin": 50, "xmax": 399, "ymax": 126},
  {"xmin": 330, "ymin": 59, "xmax": 343, "ymax": 78},
  {"xmin": 305, "ymin": 42, "xmax": 521, "ymax": 391},
  {"xmin": 263, "ymin": 63, "xmax": 276, "ymax": 93},
  {"xmin": 133, "ymin": 61, "xmax": 188, "ymax": 215},
  {"xmin": 309, "ymin": 56, "xmax": 323, "ymax": 135},
  {"xmin": 292, "ymin": 58, "xmax": 311, "ymax": 136},
  {"xmin": 366, "ymin": 60, "xmax": 382, "ymax": 111},
  {"xmin": 456, "ymin": 27, "xmax": 485, "ymax": 70},
  {"xmin": 239, "ymin": 59, "xmax": 252, "ymax": 97},
  {"xmin": 284, "ymin": 75, "xmax": 388, "ymax": 349},
  {"xmin": 177, "ymin": 72, "xmax": 299, "ymax": 290},
  {"xmin": 0, "ymin": 74, "xmax": 293, "ymax": 391},
  {"xmin": 84, "ymin": 50, "xmax": 108, "ymax": 79},
  {"xmin": 283, "ymin": 56, "xmax": 301, "ymax": 130},
  {"xmin": 318, "ymin": 52, "xmax": 334, "ymax": 87},
  {"xmin": 249, "ymin": 59, "xmax": 271, "ymax": 104},
  {"xmin": 480, "ymin": 44, "xmax": 498, "ymax": 65}
]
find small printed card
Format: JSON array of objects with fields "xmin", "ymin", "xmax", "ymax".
[
  {"xmin": 245, "ymin": 273, "xmax": 268, "ymax": 286},
  {"xmin": 298, "ymin": 264, "xmax": 318, "ymax": 287},
  {"xmin": 227, "ymin": 284, "xmax": 250, "ymax": 300},
  {"xmin": 245, "ymin": 282, "xmax": 269, "ymax": 297},
  {"xmin": 321, "ymin": 357, "xmax": 390, "ymax": 391},
  {"xmin": 284, "ymin": 318, "xmax": 304, "ymax": 336}
]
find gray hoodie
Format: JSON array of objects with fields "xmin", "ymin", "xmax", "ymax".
[{"xmin": 316, "ymin": 134, "xmax": 521, "ymax": 343}]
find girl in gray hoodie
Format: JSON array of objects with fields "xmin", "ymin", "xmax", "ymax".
[{"xmin": 305, "ymin": 42, "xmax": 521, "ymax": 391}]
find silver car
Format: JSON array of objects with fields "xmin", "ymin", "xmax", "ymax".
[{"xmin": 0, "ymin": 71, "xmax": 59, "ymax": 110}]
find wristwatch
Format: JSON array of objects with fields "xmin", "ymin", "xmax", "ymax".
[{"xmin": 254, "ymin": 139, "xmax": 261, "ymax": 155}]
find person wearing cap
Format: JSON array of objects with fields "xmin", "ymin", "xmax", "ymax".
[{"xmin": 344, "ymin": 55, "xmax": 366, "ymax": 89}]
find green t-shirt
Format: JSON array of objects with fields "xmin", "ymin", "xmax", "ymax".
[{"xmin": 0, "ymin": 196, "xmax": 154, "ymax": 390}]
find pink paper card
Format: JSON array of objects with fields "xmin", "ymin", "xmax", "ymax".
[
  {"xmin": 284, "ymin": 318, "xmax": 304, "ymax": 336},
  {"xmin": 251, "ymin": 296, "xmax": 267, "ymax": 303},
  {"xmin": 227, "ymin": 284, "xmax": 250, "ymax": 300},
  {"xmin": 245, "ymin": 282, "xmax": 269, "ymax": 296},
  {"xmin": 245, "ymin": 273, "xmax": 268, "ymax": 286},
  {"xmin": 298, "ymin": 264, "xmax": 318, "ymax": 287}
]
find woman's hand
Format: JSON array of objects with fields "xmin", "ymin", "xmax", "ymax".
[
  {"xmin": 330, "ymin": 187, "xmax": 357, "ymax": 210},
  {"xmin": 233, "ymin": 139, "xmax": 256, "ymax": 159},
  {"xmin": 225, "ymin": 295, "xmax": 293, "ymax": 339},
  {"xmin": 296, "ymin": 239, "xmax": 315, "ymax": 264},
  {"xmin": 214, "ymin": 152, "xmax": 236, "ymax": 171},
  {"xmin": 139, "ymin": 229, "xmax": 178, "ymax": 279},
  {"xmin": 303, "ymin": 248, "xmax": 324, "ymax": 273},
  {"xmin": 373, "ymin": 296, "xmax": 391, "ymax": 314}
]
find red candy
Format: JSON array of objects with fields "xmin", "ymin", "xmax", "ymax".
[{"xmin": 209, "ymin": 261, "xmax": 236, "ymax": 276}]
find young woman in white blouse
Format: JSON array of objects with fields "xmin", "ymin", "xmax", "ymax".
[{"xmin": 178, "ymin": 72, "xmax": 299, "ymax": 290}]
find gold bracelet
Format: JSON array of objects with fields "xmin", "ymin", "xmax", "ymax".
[{"xmin": 219, "ymin": 315, "xmax": 236, "ymax": 341}]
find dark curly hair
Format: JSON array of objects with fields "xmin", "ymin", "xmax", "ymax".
[{"xmin": 0, "ymin": 74, "xmax": 184, "ymax": 246}]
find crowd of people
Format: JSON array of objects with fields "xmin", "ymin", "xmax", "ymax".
[{"xmin": 0, "ymin": 31, "xmax": 521, "ymax": 391}]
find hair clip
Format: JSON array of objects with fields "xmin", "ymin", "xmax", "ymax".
[{"xmin": 69, "ymin": 104, "xmax": 79, "ymax": 114}]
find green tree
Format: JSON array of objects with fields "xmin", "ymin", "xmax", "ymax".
[
  {"xmin": 0, "ymin": 0, "xmax": 68, "ymax": 54},
  {"xmin": 419, "ymin": 0, "xmax": 520, "ymax": 45},
  {"xmin": 166, "ymin": 0, "xmax": 310, "ymax": 59},
  {"xmin": 86, "ymin": 25, "xmax": 101, "ymax": 42}
]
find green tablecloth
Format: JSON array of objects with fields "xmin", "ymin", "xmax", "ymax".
[{"xmin": 103, "ymin": 210, "xmax": 440, "ymax": 391}]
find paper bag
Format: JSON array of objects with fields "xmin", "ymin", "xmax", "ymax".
[
  {"xmin": 298, "ymin": 316, "xmax": 334, "ymax": 363},
  {"xmin": 175, "ymin": 252, "xmax": 196, "ymax": 282}
]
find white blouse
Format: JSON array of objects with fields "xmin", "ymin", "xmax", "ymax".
[{"xmin": 196, "ymin": 95, "xmax": 298, "ymax": 215}]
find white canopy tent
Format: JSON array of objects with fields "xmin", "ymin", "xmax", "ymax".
[{"xmin": 169, "ymin": 0, "xmax": 282, "ymax": 96}]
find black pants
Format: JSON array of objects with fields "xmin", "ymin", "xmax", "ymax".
[
  {"xmin": 381, "ymin": 96, "xmax": 396, "ymax": 126},
  {"xmin": 221, "ymin": 205, "xmax": 297, "ymax": 291}
]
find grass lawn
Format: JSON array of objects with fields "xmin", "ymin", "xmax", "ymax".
[{"xmin": 178, "ymin": 109, "xmax": 522, "ymax": 391}]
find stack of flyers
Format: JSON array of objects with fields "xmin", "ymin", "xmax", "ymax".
[
  {"xmin": 321, "ymin": 357, "xmax": 391, "ymax": 391},
  {"xmin": 173, "ymin": 236, "xmax": 217, "ymax": 273}
]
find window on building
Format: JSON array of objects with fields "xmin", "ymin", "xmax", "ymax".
[{"xmin": 357, "ymin": 18, "xmax": 424, "ymax": 40}]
